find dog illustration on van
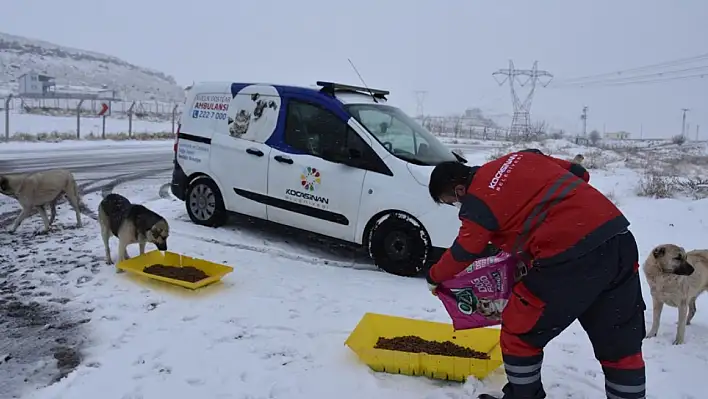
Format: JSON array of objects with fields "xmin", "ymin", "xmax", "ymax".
[
  {"xmin": 228, "ymin": 92, "xmax": 279, "ymax": 141},
  {"xmin": 229, "ymin": 109, "xmax": 252, "ymax": 137}
]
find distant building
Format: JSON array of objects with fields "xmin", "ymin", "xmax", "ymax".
[
  {"xmin": 18, "ymin": 71, "xmax": 56, "ymax": 95},
  {"xmin": 574, "ymin": 135, "xmax": 590, "ymax": 146},
  {"xmin": 604, "ymin": 131, "xmax": 631, "ymax": 140}
]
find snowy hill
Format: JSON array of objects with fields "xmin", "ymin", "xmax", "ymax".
[{"xmin": 0, "ymin": 32, "xmax": 184, "ymax": 103}]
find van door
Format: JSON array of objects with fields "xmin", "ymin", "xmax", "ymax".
[
  {"xmin": 209, "ymin": 85, "xmax": 282, "ymax": 220},
  {"xmin": 265, "ymin": 98, "xmax": 373, "ymax": 242}
]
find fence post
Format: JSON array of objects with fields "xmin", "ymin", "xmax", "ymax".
[
  {"xmin": 76, "ymin": 99, "xmax": 85, "ymax": 139},
  {"xmin": 171, "ymin": 104, "xmax": 179, "ymax": 134},
  {"xmin": 127, "ymin": 101, "xmax": 136, "ymax": 138},
  {"xmin": 4, "ymin": 95, "xmax": 13, "ymax": 142},
  {"xmin": 102, "ymin": 115, "xmax": 107, "ymax": 139}
]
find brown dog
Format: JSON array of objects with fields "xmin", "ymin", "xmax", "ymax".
[
  {"xmin": 0, "ymin": 169, "xmax": 82, "ymax": 233},
  {"xmin": 644, "ymin": 244, "xmax": 708, "ymax": 344}
]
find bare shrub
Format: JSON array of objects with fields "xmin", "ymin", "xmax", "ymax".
[
  {"xmin": 549, "ymin": 129, "xmax": 565, "ymax": 140},
  {"xmin": 589, "ymin": 130, "xmax": 601, "ymax": 145},
  {"xmin": 674, "ymin": 177, "xmax": 708, "ymax": 200},
  {"xmin": 11, "ymin": 131, "xmax": 76, "ymax": 142},
  {"xmin": 624, "ymin": 157, "xmax": 646, "ymax": 170},
  {"xmin": 672, "ymin": 135, "xmax": 687, "ymax": 146},
  {"xmin": 8, "ymin": 131, "xmax": 173, "ymax": 142},
  {"xmin": 583, "ymin": 149, "xmax": 607, "ymax": 169},
  {"xmin": 636, "ymin": 170, "xmax": 677, "ymax": 198}
]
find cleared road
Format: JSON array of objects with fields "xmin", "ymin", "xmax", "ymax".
[{"xmin": 0, "ymin": 143, "xmax": 173, "ymax": 175}]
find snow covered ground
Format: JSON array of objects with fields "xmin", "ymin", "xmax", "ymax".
[
  {"xmin": 1, "ymin": 139, "xmax": 707, "ymax": 398},
  {"xmin": 0, "ymin": 112, "xmax": 173, "ymax": 139}
]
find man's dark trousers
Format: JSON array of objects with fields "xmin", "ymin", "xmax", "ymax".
[{"xmin": 498, "ymin": 230, "xmax": 646, "ymax": 399}]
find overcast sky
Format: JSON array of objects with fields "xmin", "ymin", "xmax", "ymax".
[{"xmin": 1, "ymin": 0, "xmax": 706, "ymax": 138}]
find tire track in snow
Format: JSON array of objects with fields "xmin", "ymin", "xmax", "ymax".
[{"xmin": 171, "ymin": 230, "xmax": 378, "ymax": 272}]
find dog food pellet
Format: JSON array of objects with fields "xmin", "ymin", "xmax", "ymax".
[
  {"xmin": 373, "ymin": 335, "xmax": 490, "ymax": 359},
  {"xmin": 143, "ymin": 264, "xmax": 209, "ymax": 283}
]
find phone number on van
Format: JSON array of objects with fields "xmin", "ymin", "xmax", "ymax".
[{"xmin": 192, "ymin": 110, "xmax": 228, "ymax": 120}]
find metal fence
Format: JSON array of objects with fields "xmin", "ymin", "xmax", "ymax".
[
  {"xmin": 420, "ymin": 116, "xmax": 511, "ymax": 141},
  {"xmin": 1, "ymin": 97, "xmax": 183, "ymax": 118},
  {"xmin": 2, "ymin": 95, "xmax": 183, "ymax": 141}
]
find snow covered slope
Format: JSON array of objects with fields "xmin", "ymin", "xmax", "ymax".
[{"xmin": 0, "ymin": 32, "xmax": 184, "ymax": 102}]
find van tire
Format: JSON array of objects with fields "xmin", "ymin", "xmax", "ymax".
[
  {"xmin": 368, "ymin": 213, "xmax": 429, "ymax": 277},
  {"xmin": 186, "ymin": 176, "xmax": 227, "ymax": 228}
]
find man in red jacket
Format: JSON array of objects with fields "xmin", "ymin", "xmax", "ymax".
[{"xmin": 427, "ymin": 149, "xmax": 646, "ymax": 399}]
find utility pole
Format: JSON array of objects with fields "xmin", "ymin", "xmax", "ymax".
[
  {"xmin": 580, "ymin": 106, "xmax": 588, "ymax": 136},
  {"xmin": 681, "ymin": 108, "xmax": 690, "ymax": 138},
  {"xmin": 492, "ymin": 60, "xmax": 553, "ymax": 138}
]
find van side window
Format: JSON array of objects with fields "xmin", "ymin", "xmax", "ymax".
[{"xmin": 284, "ymin": 100, "xmax": 350, "ymax": 157}]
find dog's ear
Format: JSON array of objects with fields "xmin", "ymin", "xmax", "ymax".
[
  {"xmin": 0, "ymin": 177, "xmax": 7, "ymax": 191},
  {"xmin": 652, "ymin": 246, "xmax": 666, "ymax": 258}
]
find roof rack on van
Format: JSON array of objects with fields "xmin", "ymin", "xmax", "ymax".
[{"xmin": 316, "ymin": 81, "xmax": 389, "ymax": 100}]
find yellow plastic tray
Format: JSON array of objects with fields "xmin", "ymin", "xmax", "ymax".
[
  {"xmin": 116, "ymin": 250, "xmax": 234, "ymax": 290},
  {"xmin": 345, "ymin": 312, "xmax": 502, "ymax": 381}
]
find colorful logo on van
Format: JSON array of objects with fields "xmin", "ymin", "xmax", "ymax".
[{"xmin": 300, "ymin": 167, "xmax": 321, "ymax": 191}]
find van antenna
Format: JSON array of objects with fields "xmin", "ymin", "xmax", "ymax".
[{"xmin": 347, "ymin": 58, "xmax": 378, "ymax": 103}]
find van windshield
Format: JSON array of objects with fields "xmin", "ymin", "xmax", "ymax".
[{"xmin": 344, "ymin": 103, "xmax": 458, "ymax": 166}]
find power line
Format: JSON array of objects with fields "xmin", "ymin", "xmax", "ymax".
[
  {"xmin": 552, "ymin": 52, "xmax": 708, "ymax": 85},
  {"xmin": 550, "ymin": 71, "xmax": 708, "ymax": 89},
  {"xmin": 552, "ymin": 64, "xmax": 708, "ymax": 88}
]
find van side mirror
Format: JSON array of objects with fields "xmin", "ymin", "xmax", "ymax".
[{"xmin": 452, "ymin": 149, "xmax": 468, "ymax": 163}]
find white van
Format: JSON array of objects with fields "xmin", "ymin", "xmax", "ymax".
[{"xmin": 170, "ymin": 81, "xmax": 466, "ymax": 276}]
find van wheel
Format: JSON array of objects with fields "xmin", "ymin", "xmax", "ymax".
[
  {"xmin": 186, "ymin": 176, "xmax": 227, "ymax": 227},
  {"xmin": 368, "ymin": 213, "xmax": 429, "ymax": 277}
]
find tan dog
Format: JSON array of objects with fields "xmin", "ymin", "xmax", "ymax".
[
  {"xmin": 97, "ymin": 193, "xmax": 169, "ymax": 266},
  {"xmin": 0, "ymin": 169, "xmax": 82, "ymax": 233},
  {"xmin": 571, "ymin": 154, "xmax": 584, "ymax": 165},
  {"xmin": 643, "ymin": 244, "xmax": 708, "ymax": 344}
]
